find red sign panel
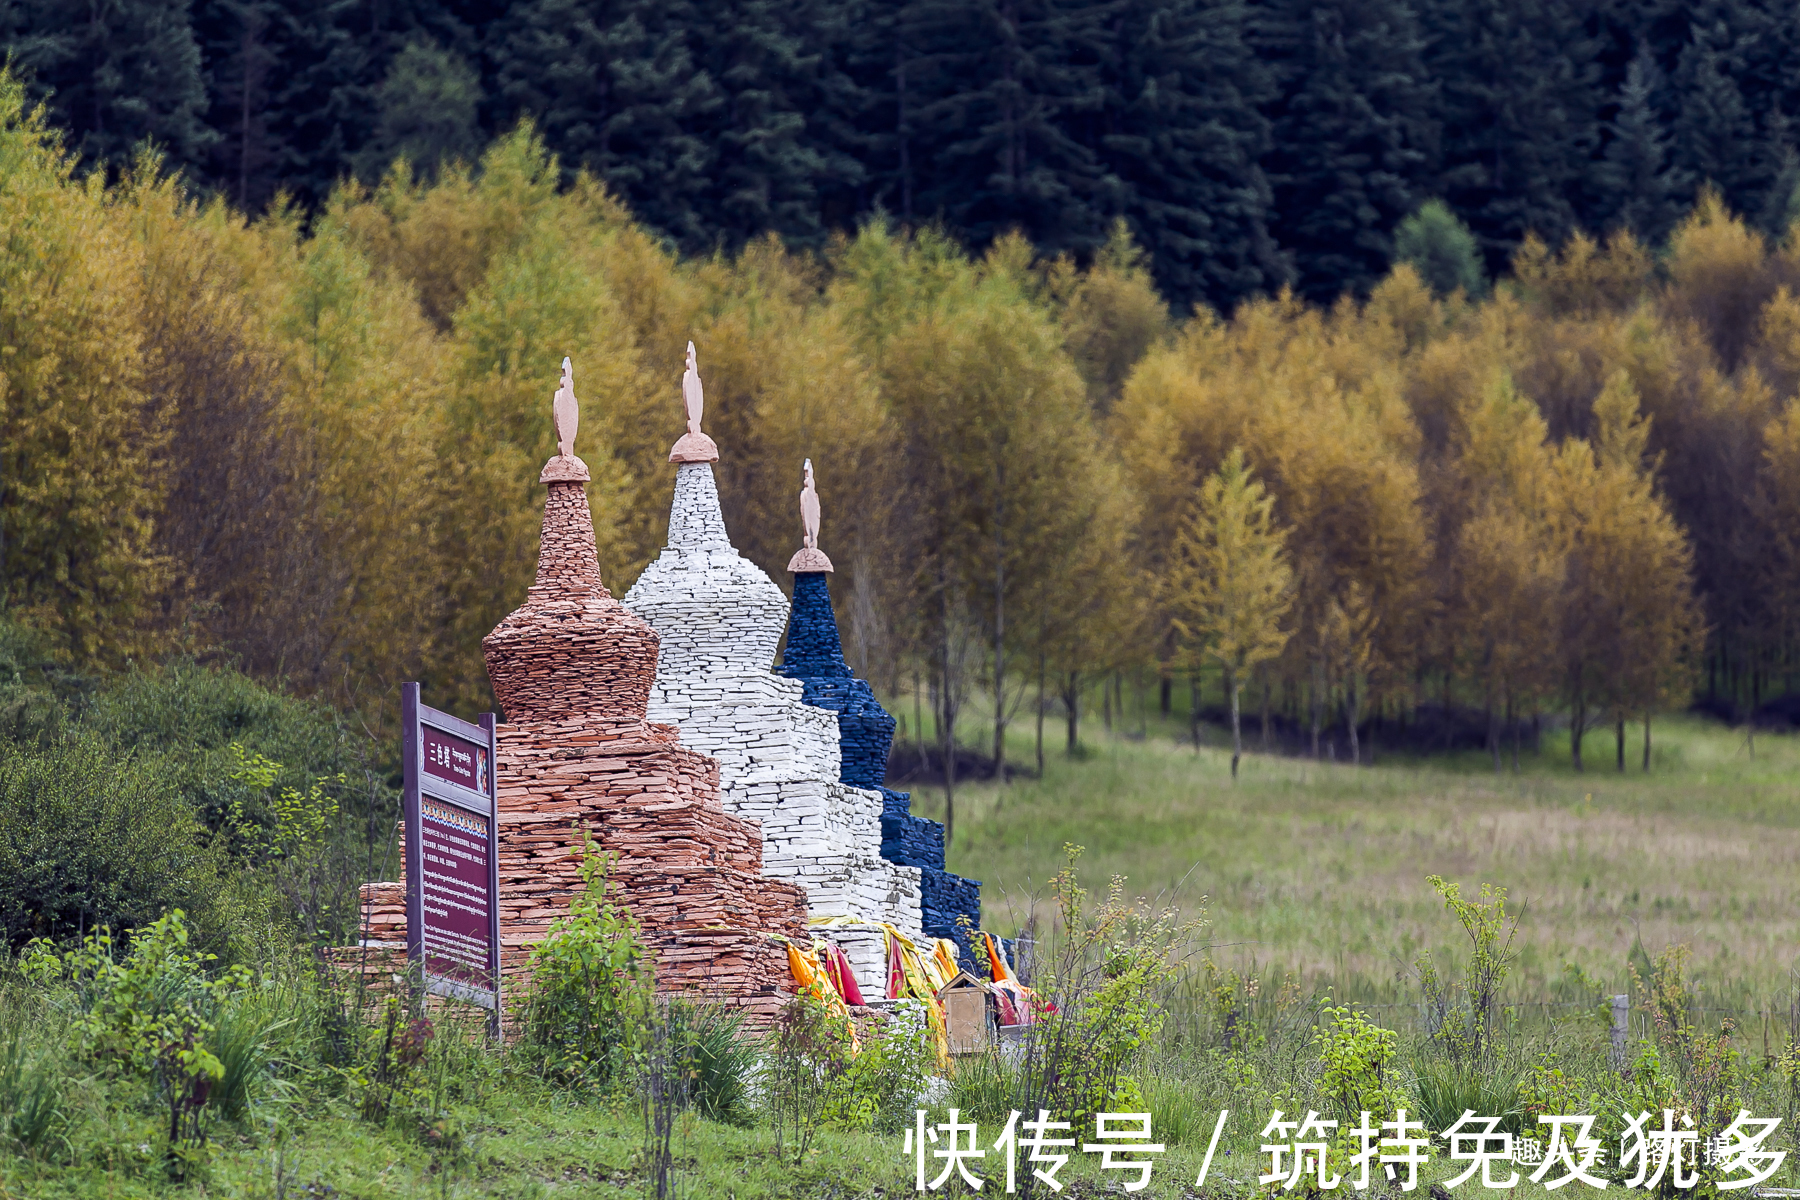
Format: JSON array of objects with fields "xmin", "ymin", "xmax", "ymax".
[
  {"xmin": 419, "ymin": 799, "xmax": 495, "ymax": 987},
  {"xmin": 403, "ymin": 685, "xmax": 500, "ymax": 1026},
  {"xmin": 423, "ymin": 724, "xmax": 489, "ymax": 795}
]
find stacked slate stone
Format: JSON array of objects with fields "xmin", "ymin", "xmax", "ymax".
[
  {"xmin": 348, "ymin": 436, "xmax": 809, "ymax": 1028},
  {"xmin": 778, "ymin": 570, "xmax": 981, "ymax": 968},
  {"xmin": 622, "ymin": 461, "xmax": 923, "ymax": 996}
]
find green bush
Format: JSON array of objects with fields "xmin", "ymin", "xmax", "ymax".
[
  {"xmin": 518, "ymin": 834, "xmax": 652, "ymax": 1090},
  {"xmin": 835, "ymin": 1000, "xmax": 938, "ymax": 1133},
  {"xmin": 765, "ymin": 986, "xmax": 854, "ymax": 1162},
  {"xmin": 0, "ymin": 619, "xmax": 83, "ymax": 747},
  {"xmin": 25, "ymin": 910, "xmax": 254, "ymax": 1172},
  {"xmin": 1394, "ymin": 200, "xmax": 1487, "ymax": 298},
  {"xmin": 80, "ymin": 660, "xmax": 384, "ymax": 841},
  {"xmin": 0, "ymin": 732, "xmax": 241, "ymax": 950},
  {"xmin": 0, "ymin": 643, "xmax": 394, "ymax": 954},
  {"xmin": 1017, "ymin": 846, "xmax": 1190, "ymax": 1126},
  {"xmin": 1315, "ymin": 1003, "xmax": 1408, "ymax": 1127}
]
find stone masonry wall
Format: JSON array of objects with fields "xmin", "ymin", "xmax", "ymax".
[
  {"xmin": 778, "ymin": 570, "xmax": 981, "ymax": 967},
  {"xmin": 352, "ymin": 457, "xmax": 809, "ymax": 1026},
  {"xmin": 622, "ymin": 463, "xmax": 922, "ymax": 994}
]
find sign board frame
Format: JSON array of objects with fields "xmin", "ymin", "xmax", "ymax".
[{"xmin": 402, "ymin": 682, "xmax": 501, "ymax": 1036}]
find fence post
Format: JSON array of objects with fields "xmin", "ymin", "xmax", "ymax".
[{"xmin": 1610, "ymin": 995, "xmax": 1630, "ymax": 1070}]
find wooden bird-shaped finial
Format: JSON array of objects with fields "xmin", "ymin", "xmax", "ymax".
[
  {"xmin": 800, "ymin": 458, "xmax": 821, "ymax": 550},
  {"xmin": 681, "ymin": 341, "xmax": 704, "ymax": 435},
  {"xmin": 667, "ymin": 340, "xmax": 720, "ymax": 463},
  {"xmin": 553, "ymin": 356, "xmax": 578, "ymax": 458},
  {"xmin": 785, "ymin": 456, "xmax": 833, "ymax": 572}
]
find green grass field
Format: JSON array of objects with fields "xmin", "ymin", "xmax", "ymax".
[
  {"xmin": 913, "ymin": 709, "xmax": 1800, "ymax": 1014},
  {"xmin": 10, "ymin": 709, "xmax": 1800, "ymax": 1199}
]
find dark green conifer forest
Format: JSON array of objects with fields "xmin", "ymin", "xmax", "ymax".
[{"xmin": 7, "ymin": 0, "xmax": 1799, "ymax": 311}]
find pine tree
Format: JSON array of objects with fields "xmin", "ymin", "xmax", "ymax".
[
  {"xmin": 1168, "ymin": 447, "xmax": 1293, "ymax": 779},
  {"xmin": 1670, "ymin": 17, "xmax": 1757, "ymax": 204},
  {"xmin": 194, "ymin": 0, "xmax": 281, "ymax": 209},
  {"xmin": 800, "ymin": 0, "xmax": 882, "ymax": 231},
  {"xmin": 688, "ymin": 0, "xmax": 854, "ymax": 250},
  {"xmin": 897, "ymin": 0, "xmax": 1109, "ymax": 257},
  {"xmin": 192, "ymin": 0, "xmax": 381, "ymax": 212},
  {"xmin": 1393, "ymin": 199, "xmax": 1485, "ymax": 296},
  {"xmin": 1083, "ymin": 0, "xmax": 1286, "ymax": 311},
  {"xmin": 1754, "ymin": 106, "xmax": 1800, "ymax": 239},
  {"xmin": 1262, "ymin": 0, "xmax": 1436, "ymax": 303},
  {"xmin": 1423, "ymin": 0, "xmax": 1605, "ymax": 267},
  {"xmin": 351, "ymin": 40, "xmax": 483, "ymax": 183},
  {"xmin": 0, "ymin": 0, "xmax": 216, "ymax": 177},
  {"xmin": 1598, "ymin": 43, "xmax": 1687, "ymax": 243},
  {"xmin": 493, "ymin": 0, "xmax": 719, "ymax": 248}
]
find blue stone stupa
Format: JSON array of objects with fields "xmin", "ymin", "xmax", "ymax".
[{"xmin": 777, "ymin": 459, "xmax": 981, "ymax": 965}]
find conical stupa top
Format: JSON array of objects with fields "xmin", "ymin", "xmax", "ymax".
[
  {"xmin": 665, "ymin": 460, "xmax": 733, "ymax": 551},
  {"xmin": 779, "ymin": 572, "xmax": 895, "ymax": 789},
  {"xmin": 668, "ymin": 341, "xmax": 720, "ymax": 463},
  {"xmin": 624, "ymin": 344, "xmax": 787, "ymax": 677},
  {"xmin": 484, "ymin": 358, "xmax": 660, "ymax": 726}
]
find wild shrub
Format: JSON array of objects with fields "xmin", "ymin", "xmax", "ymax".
[
  {"xmin": 1314, "ymin": 1004, "xmax": 1408, "ymax": 1128},
  {"xmin": 518, "ymin": 833, "xmax": 651, "ymax": 1091},
  {"xmin": 1516, "ymin": 1052, "xmax": 1602, "ymax": 1130},
  {"xmin": 1617, "ymin": 944, "xmax": 1742, "ymax": 1191},
  {"xmin": 24, "ymin": 910, "xmax": 252, "ymax": 1175},
  {"xmin": 0, "ymin": 732, "xmax": 239, "ymax": 951},
  {"xmin": 224, "ymin": 743, "xmax": 341, "ymax": 865},
  {"xmin": 1014, "ymin": 845, "xmax": 1194, "ymax": 1127},
  {"xmin": 830, "ymin": 999, "xmax": 938, "ymax": 1132},
  {"xmin": 1417, "ymin": 875, "xmax": 1520, "ymax": 1068},
  {"xmin": 350, "ymin": 996, "xmax": 436, "ymax": 1126},
  {"xmin": 765, "ymin": 985, "xmax": 854, "ymax": 1162}
]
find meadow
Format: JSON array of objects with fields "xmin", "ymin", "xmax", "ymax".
[
  {"xmin": 921, "ymin": 708, "xmax": 1800, "ymax": 1022},
  {"xmin": 6, "ymin": 682, "xmax": 1800, "ymax": 1199}
]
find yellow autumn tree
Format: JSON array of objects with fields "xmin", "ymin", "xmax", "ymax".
[
  {"xmin": 856, "ymin": 228, "xmax": 1116, "ymax": 838},
  {"xmin": 0, "ymin": 80, "xmax": 167, "ymax": 665},
  {"xmin": 1167, "ymin": 448, "xmax": 1293, "ymax": 778},
  {"xmin": 1446, "ymin": 372, "xmax": 1567, "ymax": 770},
  {"xmin": 1554, "ymin": 372, "xmax": 1701, "ymax": 770}
]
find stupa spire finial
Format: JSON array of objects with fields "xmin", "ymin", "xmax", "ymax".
[
  {"xmin": 540, "ymin": 354, "xmax": 590, "ymax": 483},
  {"xmin": 786, "ymin": 457, "xmax": 834, "ymax": 573},
  {"xmin": 553, "ymin": 357, "xmax": 578, "ymax": 457},
  {"xmin": 669, "ymin": 340, "xmax": 720, "ymax": 463}
]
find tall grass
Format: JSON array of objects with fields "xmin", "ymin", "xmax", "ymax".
[
  {"xmin": 911, "ymin": 707, "xmax": 1800, "ymax": 1004},
  {"xmin": 0, "ymin": 1025, "xmax": 70, "ymax": 1155},
  {"xmin": 207, "ymin": 982, "xmax": 302, "ymax": 1122}
]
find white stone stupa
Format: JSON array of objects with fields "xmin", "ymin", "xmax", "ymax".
[{"xmin": 622, "ymin": 344, "xmax": 921, "ymax": 993}]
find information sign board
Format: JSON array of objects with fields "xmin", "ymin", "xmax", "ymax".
[{"xmin": 402, "ymin": 683, "xmax": 500, "ymax": 1031}]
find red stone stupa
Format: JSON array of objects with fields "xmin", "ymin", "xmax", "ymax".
[{"xmin": 356, "ymin": 360, "xmax": 806, "ymax": 1022}]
